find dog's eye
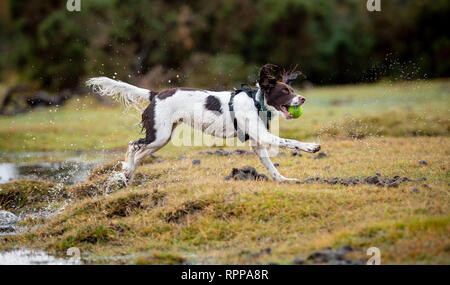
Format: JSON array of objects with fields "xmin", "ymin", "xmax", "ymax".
[{"xmin": 283, "ymin": 89, "xmax": 289, "ymax": 94}]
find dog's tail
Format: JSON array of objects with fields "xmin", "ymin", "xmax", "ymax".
[{"xmin": 86, "ymin": 77, "xmax": 153, "ymax": 110}]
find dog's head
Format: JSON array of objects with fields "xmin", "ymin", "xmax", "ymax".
[{"xmin": 258, "ymin": 64, "xmax": 305, "ymax": 120}]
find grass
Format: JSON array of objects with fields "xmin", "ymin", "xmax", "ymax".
[{"xmin": 0, "ymin": 79, "xmax": 449, "ymax": 264}]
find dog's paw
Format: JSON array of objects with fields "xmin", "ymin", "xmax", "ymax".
[
  {"xmin": 302, "ymin": 143, "xmax": 321, "ymax": 153},
  {"xmin": 276, "ymin": 177, "xmax": 299, "ymax": 183},
  {"xmin": 122, "ymin": 168, "xmax": 135, "ymax": 186}
]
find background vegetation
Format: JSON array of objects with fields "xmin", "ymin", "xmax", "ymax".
[{"xmin": 0, "ymin": 0, "xmax": 449, "ymax": 91}]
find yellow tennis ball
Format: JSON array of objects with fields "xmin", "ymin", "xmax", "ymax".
[{"xmin": 287, "ymin": 105, "xmax": 303, "ymax": 118}]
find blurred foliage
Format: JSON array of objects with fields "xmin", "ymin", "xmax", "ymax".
[{"xmin": 0, "ymin": 0, "xmax": 449, "ymax": 91}]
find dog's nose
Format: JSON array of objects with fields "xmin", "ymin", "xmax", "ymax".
[{"xmin": 299, "ymin": 96, "xmax": 305, "ymax": 104}]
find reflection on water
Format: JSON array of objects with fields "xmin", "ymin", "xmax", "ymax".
[
  {"xmin": 0, "ymin": 151, "xmax": 122, "ymax": 185},
  {"xmin": 0, "ymin": 249, "xmax": 82, "ymax": 265},
  {"xmin": 0, "ymin": 163, "xmax": 17, "ymax": 183},
  {"xmin": 0, "ymin": 161, "xmax": 96, "ymax": 184}
]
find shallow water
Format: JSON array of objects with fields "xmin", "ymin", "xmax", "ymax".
[
  {"xmin": 0, "ymin": 151, "xmax": 120, "ymax": 185},
  {"xmin": 0, "ymin": 152, "xmax": 121, "ymax": 263},
  {"xmin": 0, "ymin": 249, "xmax": 82, "ymax": 265},
  {"xmin": 0, "ymin": 161, "xmax": 96, "ymax": 184}
]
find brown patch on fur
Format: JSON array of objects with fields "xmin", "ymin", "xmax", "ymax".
[
  {"xmin": 258, "ymin": 64, "xmax": 278, "ymax": 90},
  {"xmin": 178, "ymin": 87, "xmax": 202, "ymax": 92},
  {"xmin": 265, "ymin": 82, "xmax": 297, "ymax": 110},
  {"xmin": 156, "ymin": 88, "xmax": 177, "ymax": 100},
  {"xmin": 140, "ymin": 101, "xmax": 157, "ymax": 144},
  {"xmin": 258, "ymin": 64, "xmax": 298, "ymax": 111},
  {"xmin": 204, "ymin": 95, "xmax": 222, "ymax": 114},
  {"xmin": 149, "ymin": 90, "xmax": 158, "ymax": 101},
  {"xmin": 155, "ymin": 88, "xmax": 205, "ymax": 101}
]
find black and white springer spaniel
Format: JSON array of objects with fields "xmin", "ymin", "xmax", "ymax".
[{"xmin": 86, "ymin": 64, "xmax": 321, "ymax": 185}]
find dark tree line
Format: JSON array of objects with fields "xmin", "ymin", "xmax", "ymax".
[{"xmin": 0, "ymin": 0, "xmax": 449, "ymax": 92}]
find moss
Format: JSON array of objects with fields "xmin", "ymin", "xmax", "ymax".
[
  {"xmin": 103, "ymin": 193, "xmax": 151, "ymax": 218},
  {"xmin": 59, "ymin": 224, "xmax": 115, "ymax": 249},
  {"xmin": 150, "ymin": 189, "xmax": 167, "ymax": 206},
  {"xmin": 164, "ymin": 200, "xmax": 211, "ymax": 223},
  {"xmin": 69, "ymin": 181, "xmax": 105, "ymax": 199},
  {"xmin": 0, "ymin": 179, "xmax": 69, "ymax": 214},
  {"xmin": 135, "ymin": 252, "xmax": 186, "ymax": 265}
]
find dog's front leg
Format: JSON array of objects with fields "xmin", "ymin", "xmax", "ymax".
[
  {"xmin": 258, "ymin": 133, "xmax": 320, "ymax": 153},
  {"xmin": 252, "ymin": 145, "xmax": 298, "ymax": 182},
  {"xmin": 246, "ymin": 126, "xmax": 321, "ymax": 153},
  {"xmin": 239, "ymin": 113, "xmax": 321, "ymax": 153}
]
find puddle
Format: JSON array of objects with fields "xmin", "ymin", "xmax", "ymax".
[
  {"xmin": 0, "ymin": 161, "xmax": 96, "ymax": 184},
  {"xmin": 0, "ymin": 249, "xmax": 82, "ymax": 265},
  {"xmin": 0, "ymin": 151, "xmax": 121, "ymax": 185},
  {"xmin": 0, "ymin": 152, "xmax": 120, "ymax": 263},
  {"xmin": 0, "ymin": 163, "xmax": 17, "ymax": 183}
]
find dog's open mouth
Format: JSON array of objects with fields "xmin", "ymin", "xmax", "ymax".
[{"xmin": 280, "ymin": 105, "xmax": 293, "ymax": 119}]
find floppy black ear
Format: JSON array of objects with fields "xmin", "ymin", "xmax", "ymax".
[
  {"xmin": 258, "ymin": 64, "xmax": 278, "ymax": 90},
  {"xmin": 282, "ymin": 71, "xmax": 300, "ymax": 86}
]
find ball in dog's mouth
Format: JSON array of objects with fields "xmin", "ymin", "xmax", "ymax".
[{"xmin": 280, "ymin": 105, "xmax": 303, "ymax": 119}]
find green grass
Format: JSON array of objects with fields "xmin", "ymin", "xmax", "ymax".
[
  {"xmin": 280, "ymin": 79, "xmax": 450, "ymax": 140},
  {"xmin": 0, "ymin": 79, "xmax": 449, "ymax": 264}
]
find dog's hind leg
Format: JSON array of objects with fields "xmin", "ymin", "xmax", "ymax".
[
  {"xmin": 252, "ymin": 145, "xmax": 299, "ymax": 182},
  {"xmin": 122, "ymin": 124, "xmax": 174, "ymax": 185},
  {"xmin": 122, "ymin": 141, "xmax": 143, "ymax": 184}
]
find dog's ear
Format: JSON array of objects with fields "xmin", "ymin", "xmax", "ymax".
[
  {"xmin": 282, "ymin": 65, "xmax": 302, "ymax": 86},
  {"xmin": 258, "ymin": 64, "xmax": 277, "ymax": 90},
  {"xmin": 282, "ymin": 71, "xmax": 300, "ymax": 86}
]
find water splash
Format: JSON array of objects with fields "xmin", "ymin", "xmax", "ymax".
[{"xmin": 105, "ymin": 170, "xmax": 127, "ymax": 194}]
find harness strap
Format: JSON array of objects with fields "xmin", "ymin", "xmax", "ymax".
[
  {"xmin": 228, "ymin": 92, "xmax": 249, "ymax": 142},
  {"xmin": 229, "ymin": 85, "xmax": 272, "ymax": 142}
]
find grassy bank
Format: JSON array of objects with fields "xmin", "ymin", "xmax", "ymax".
[
  {"xmin": 1, "ymin": 136, "xmax": 449, "ymax": 264},
  {"xmin": 0, "ymin": 79, "xmax": 449, "ymax": 264}
]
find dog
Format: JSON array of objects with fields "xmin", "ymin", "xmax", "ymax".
[{"xmin": 86, "ymin": 64, "xmax": 321, "ymax": 185}]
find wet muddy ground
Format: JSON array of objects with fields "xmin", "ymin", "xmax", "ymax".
[
  {"xmin": 224, "ymin": 166, "xmax": 427, "ymax": 189},
  {"xmin": 298, "ymin": 174, "xmax": 428, "ymax": 188}
]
